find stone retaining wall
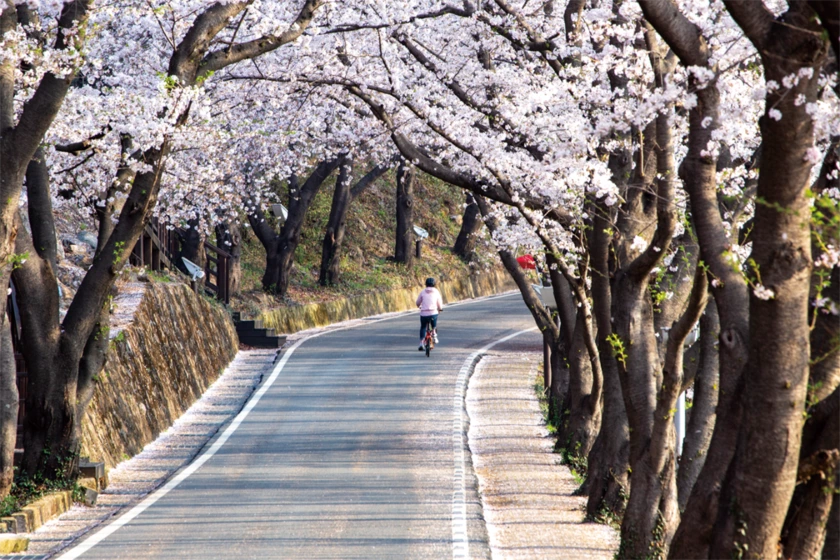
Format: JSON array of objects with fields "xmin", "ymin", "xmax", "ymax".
[
  {"xmin": 79, "ymin": 282, "xmax": 238, "ymax": 468},
  {"xmin": 259, "ymin": 268, "xmax": 516, "ymax": 334}
]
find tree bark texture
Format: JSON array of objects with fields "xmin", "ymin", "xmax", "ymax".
[
  {"xmin": 677, "ymin": 299, "xmax": 719, "ymax": 510},
  {"xmin": 557, "ymin": 310, "xmax": 600, "ymax": 461},
  {"xmin": 709, "ymin": 5, "xmax": 829, "ymax": 556},
  {"xmin": 547, "ymin": 273, "xmax": 574, "ymax": 427},
  {"xmin": 663, "ymin": 52, "xmax": 749, "ymax": 560},
  {"xmin": 584, "ymin": 134, "xmax": 633, "ymax": 524},
  {"xmin": 452, "ymin": 193, "xmax": 483, "ymax": 261},
  {"xmin": 318, "ymin": 156, "xmax": 391, "ymax": 286},
  {"xmin": 0, "ymin": 3, "xmax": 94, "ymax": 487},
  {"xmin": 320, "ymin": 158, "xmax": 353, "ymax": 286},
  {"xmin": 613, "ymin": 89, "xmax": 686, "ymax": 556},
  {"xmin": 0, "ymin": 298, "xmax": 17, "ymax": 498},
  {"xmin": 394, "ymin": 161, "xmax": 415, "ymax": 266},
  {"xmin": 13, "ymin": 143, "xmax": 139, "ymax": 480},
  {"xmin": 177, "ymin": 219, "xmax": 206, "ymax": 272}
]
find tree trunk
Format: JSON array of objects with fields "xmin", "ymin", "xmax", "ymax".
[
  {"xmin": 0, "ymin": 1, "xmax": 95, "ymax": 338},
  {"xmin": 557, "ymin": 309, "xmax": 600, "ymax": 461},
  {"xmin": 782, "ymin": 264, "xmax": 840, "ymax": 559},
  {"xmin": 13, "ymin": 134, "xmax": 169, "ymax": 481},
  {"xmin": 612, "ymin": 74, "xmax": 685, "ymax": 555},
  {"xmin": 320, "ymin": 158, "xmax": 353, "ymax": 286},
  {"xmin": 709, "ymin": 7, "xmax": 828, "ymax": 555},
  {"xmin": 781, "ymin": 388, "xmax": 839, "ymax": 560},
  {"xmin": 668, "ymin": 70, "xmax": 750, "ymax": 560},
  {"xmin": 677, "ymin": 299, "xmax": 719, "ymax": 509},
  {"xmin": 584, "ymin": 124, "xmax": 632, "ymax": 523},
  {"xmin": 273, "ymin": 242, "xmax": 296, "ymax": 300},
  {"xmin": 783, "ymin": 469, "xmax": 838, "ymax": 560},
  {"xmin": 252, "ymin": 158, "xmax": 342, "ymax": 297},
  {"xmin": 0, "ymin": 292, "xmax": 17, "ymax": 498},
  {"xmin": 394, "ymin": 161, "xmax": 415, "ymax": 266},
  {"xmin": 612, "ymin": 270, "xmax": 677, "ymax": 558},
  {"xmin": 585, "ymin": 357, "xmax": 630, "ymax": 523},
  {"xmin": 94, "ymin": 136, "xmax": 136, "ymax": 255},
  {"xmin": 319, "ymin": 158, "xmax": 390, "ymax": 286},
  {"xmin": 452, "ymin": 192, "xmax": 482, "ymax": 260},
  {"xmin": 824, "ymin": 491, "xmax": 840, "ymax": 560},
  {"xmin": 547, "ymin": 329, "xmax": 569, "ymax": 423},
  {"xmin": 547, "ymin": 268, "xmax": 576, "ymax": 428}
]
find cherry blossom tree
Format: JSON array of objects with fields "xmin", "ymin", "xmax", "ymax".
[{"xmin": 6, "ymin": 0, "xmax": 324, "ymax": 485}]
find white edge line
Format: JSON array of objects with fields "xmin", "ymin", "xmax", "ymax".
[
  {"xmin": 452, "ymin": 326, "xmax": 538, "ymax": 559},
  {"xmin": 60, "ymin": 290, "xmax": 523, "ymax": 559}
]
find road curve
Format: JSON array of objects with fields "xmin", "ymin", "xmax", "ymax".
[{"xmin": 61, "ymin": 292, "xmax": 535, "ymax": 559}]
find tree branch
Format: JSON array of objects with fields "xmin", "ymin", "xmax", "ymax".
[
  {"xmin": 350, "ymin": 159, "xmax": 392, "ymax": 200},
  {"xmin": 5, "ymin": 0, "xmax": 93, "ymax": 167},
  {"xmin": 24, "ymin": 147, "xmax": 58, "ymax": 270},
  {"xmin": 721, "ymin": 0, "xmax": 774, "ymax": 49},
  {"xmin": 637, "ymin": 0, "xmax": 710, "ymax": 67},
  {"xmin": 199, "ymin": 0, "xmax": 323, "ymax": 78}
]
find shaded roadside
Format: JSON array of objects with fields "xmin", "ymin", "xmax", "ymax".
[{"xmin": 466, "ymin": 339, "xmax": 619, "ymax": 559}]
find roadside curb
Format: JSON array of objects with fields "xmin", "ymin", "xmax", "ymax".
[
  {"xmin": 465, "ymin": 346, "xmax": 620, "ymax": 558},
  {"xmin": 0, "ymin": 535, "xmax": 29, "ymax": 554},
  {"xmin": 0, "ymin": 491, "xmax": 73, "ymax": 536}
]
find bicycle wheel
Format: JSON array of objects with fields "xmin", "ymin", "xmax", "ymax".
[{"xmin": 425, "ymin": 338, "xmax": 431, "ymax": 357}]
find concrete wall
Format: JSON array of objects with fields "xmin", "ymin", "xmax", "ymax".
[
  {"xmin": 260, "ymin": 268, "xmax": 517, "ymax": 334},
  {"xmin": 80, "ymin": 282, "xmax": 238, "ymax": 467}
]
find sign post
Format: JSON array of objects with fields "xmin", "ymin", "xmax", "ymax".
[{"xmin": 413, "ymin": 225, "xmax": 429, "ymax": 259}]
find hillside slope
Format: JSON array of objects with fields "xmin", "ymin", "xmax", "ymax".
[{"xmin": 234, "ymin": 169, "xmax": 494, "ymax": 316}]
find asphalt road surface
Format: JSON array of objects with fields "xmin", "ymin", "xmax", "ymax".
[{"xmin": 61, "ymin": 293, "xmax": 535, "ymax": 559}]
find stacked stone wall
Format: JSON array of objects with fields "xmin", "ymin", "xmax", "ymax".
[
  {"xmin": 259, "ymin": 269, "xmax": 516, "ymax": 334},
  {"xmin": 80, "ymin": 282, "xmax": 238, "ymax": 467}
]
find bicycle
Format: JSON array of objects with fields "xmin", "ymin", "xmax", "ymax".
[{"xmin": 423, "ymin": 323, "xmax": 435, "ymax": 357}]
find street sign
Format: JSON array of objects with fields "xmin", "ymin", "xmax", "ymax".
[
  {"xmin": 413, "ymin": 225, "xmax": 429, "ymax": 239},
  {"xmin": 270, "ymin": 203, "xmax": 288, "ymax": 222},
  {"xmin": 182, "ymin": 258, "xmax": 205, "ymax": 281}
]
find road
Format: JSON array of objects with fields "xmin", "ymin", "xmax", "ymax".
[{"xmin": 61, "ymin": 293, "xmax": 535, "ymax": 559}]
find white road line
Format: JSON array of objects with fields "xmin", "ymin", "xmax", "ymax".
[
  {"xmin": 451, "ymin": 327, "xmax": 538, "ymax": 559},
  {"xmin": 59, "ymin": 290, "xmax": 524, "ymax": 559}
]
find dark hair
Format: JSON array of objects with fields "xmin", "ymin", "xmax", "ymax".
[{"xmin": 425, "ymin": 277, "xmax": 436, "ymax": 287}]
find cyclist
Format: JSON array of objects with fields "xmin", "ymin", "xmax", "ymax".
[{"xmin": 416, "ymin": 277, "xmax": 443, "ymax": 351}]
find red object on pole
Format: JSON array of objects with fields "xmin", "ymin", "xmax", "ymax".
[{"xmin": 516, "ymin": 254, "xmax": 537, "ymax": 270}]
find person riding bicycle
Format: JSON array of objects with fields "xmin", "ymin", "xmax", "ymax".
[{"xmin": 416, "ymin": 277, "xmax": 443, "ymax": 351}]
